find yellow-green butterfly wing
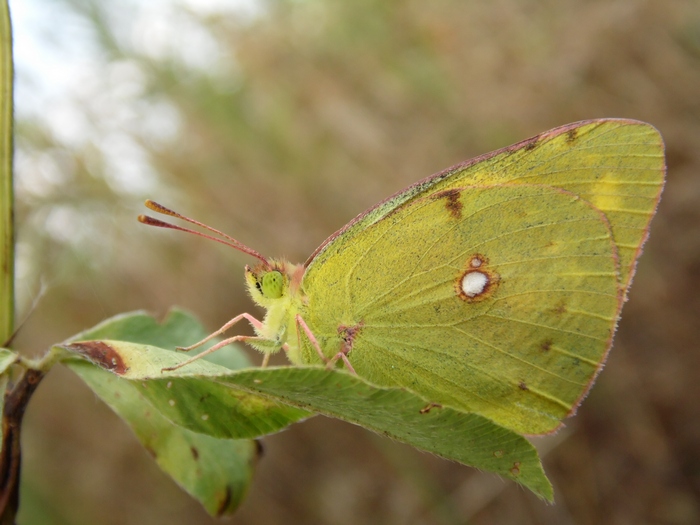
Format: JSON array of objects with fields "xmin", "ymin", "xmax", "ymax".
[
  {"xmin": 300, "ymin": 119, "xmax": 664, "ymax": 435},
  {"xmin": 308, "ymin": 119, "xmax": 664, "ymax": 297}
]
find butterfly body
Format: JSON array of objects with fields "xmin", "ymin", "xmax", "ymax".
[{"xmin": 244, "ymin": 260, "xmax": 306, "ymax": 362}]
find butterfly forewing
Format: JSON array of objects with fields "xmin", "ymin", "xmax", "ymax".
[{"xmin": 307, "ymin": 120, "xmax": 664, "ymax": 299}]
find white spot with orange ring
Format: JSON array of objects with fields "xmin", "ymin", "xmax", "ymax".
[{"xmin": 462, "ymin": 271, "xmax": 489, "ymax": 297}]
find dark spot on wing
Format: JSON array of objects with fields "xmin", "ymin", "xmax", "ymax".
[
  {"xmin": 566, "ymin": 128, "xmax": 578, "ymax": 143},
  {"xmin": 518, "ymin": 381, "xmax": 529, "ymax": 391},
  {"xmin": 190, "ymin": 446, "xmax": 200, "ymax": 460},
  {"xmin": 540, "ymin": 339, "xmax": 553, "ymax": 352},
  {"xmin": 553, "ymin": 301, "xmax": 567, "ymax": 315},
  {"xmin": 432, "ymin": 188, "xmax": 463, "ymax": 220}
]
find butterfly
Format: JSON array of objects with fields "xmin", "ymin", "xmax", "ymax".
[{"xmin": 139, "ymin": 119, "xmax": 665, "ymax": 435}]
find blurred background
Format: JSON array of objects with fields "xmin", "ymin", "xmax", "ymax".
[{"xmin": 8, "ymin": 0, "xmax": 700, "ymax": 523}]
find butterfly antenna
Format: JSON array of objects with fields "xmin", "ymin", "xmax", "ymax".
[{"xmin": 138, "ymin": 200, "xmax": 271, "ymax": 268}]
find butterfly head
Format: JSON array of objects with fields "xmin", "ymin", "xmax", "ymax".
[{"xmin": 245, "ymin": 259, "xmax": 305, "ymax": 308}]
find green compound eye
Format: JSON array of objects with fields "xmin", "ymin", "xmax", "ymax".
[{"xmin": 261, "ymin": 271, "xmax": 284, "ymax": 299}]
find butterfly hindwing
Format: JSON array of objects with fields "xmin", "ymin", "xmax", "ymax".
[{"xmin": 302, "ymin": 184, "xmax": 621, "ymax": 435}]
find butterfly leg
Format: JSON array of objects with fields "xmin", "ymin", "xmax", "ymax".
[
  {"xmin": 329, "ymin": 333, "xmax": 357, "ymax": 374},
  {"xmin": 328, "ymin": 350, "xmax": 357, "ymax": 375},
  {"xmin": 163, "ymin": 334, "xmax": 275, "ymax": 372},
  {"xmin": 295, "ymin": 314, "xmax": 325, "ymax": 363},
  {"xmin": 176, "ymin": 313, "xmax": 263, "ymax": 352},
  {"xmin": 295, "ymin": 314, "xmax": 357, "ymax": 374}
]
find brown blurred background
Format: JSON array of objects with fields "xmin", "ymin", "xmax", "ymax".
[{"xmin": 10, "ymin": 0, "xmax": 700, "ymax": 524}]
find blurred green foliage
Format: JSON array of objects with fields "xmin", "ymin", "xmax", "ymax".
[{"xmin": 11, "ymin": 0, "xmax": 700, "ymax": 524}]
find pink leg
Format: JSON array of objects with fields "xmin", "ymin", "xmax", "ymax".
[
  {"xmin": 176, "ymin": 313, "xmax": 263, "ymax": 352},
  {"xmin": 326, "ymin": 351, "xmax": 356, "ymax": 374},
  {"xmin": 163, "ymin": 334, "xmax": 269, "ymax": 372},
  {"xmin": 295, "ymin": 315, "xmax": 356, "ymax": 374},
  {"xmin": 295, "ymin": 314, "xmax": 327, "ymax": 364}
]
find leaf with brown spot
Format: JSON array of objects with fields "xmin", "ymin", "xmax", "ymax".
[
  {"xmin": 62, "ymin": 309, "xmax": 309, "ymax": 516},
  {"xmin": 64, "ymin": 341, "xmax": 128, "ymax": 374}
]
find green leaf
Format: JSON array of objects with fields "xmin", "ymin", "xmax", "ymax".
[
  {"xmin": 0, "ymin": 0, "xmax": 14, "ymax": 344},
  {"xmin": 63, "ymin": 339, "xmax": 313, "ymax": 440},
  {"xmin": 62, "ymin": 309, "xmax": 308, "ymax": 515},
  {"xmin": 68, "ymin": 361, "xmax": 259, "ymax": 515},
  {"xmin": 68, "ymin": 308, "xmax": 251, "ymax": 370},
  {"xmin": 61, "ymin": 327, "xmax": 553, "ymax": 501}
]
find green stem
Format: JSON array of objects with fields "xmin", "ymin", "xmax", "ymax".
[
  {"xmin": 0, "ymin": 3, "xmax": 19, "ymax": 522},
  {"xmin": 0, "ymin": 0, "xmax": 13, "ymax": 345}
]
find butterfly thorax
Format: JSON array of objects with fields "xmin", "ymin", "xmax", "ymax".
[{"xmin": 244, "ymin": 259, "xmax": 307, "ymax": 363}]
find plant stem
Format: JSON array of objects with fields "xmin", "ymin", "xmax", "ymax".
[
  {"xmin": 0, "ymin": 0, "xmax": 13, "ymax": 345},
  {"xmin": 0, "ymin": 369, "xmax": 43, "ymax": 525}
]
